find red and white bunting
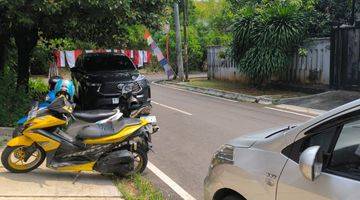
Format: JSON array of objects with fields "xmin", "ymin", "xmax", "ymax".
[{"xmin": 53, "ymin": 49, "xmax": 152, "ymax": 68}]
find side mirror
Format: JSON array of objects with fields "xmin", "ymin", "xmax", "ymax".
[{"xmin": 299, "ymin": 146, "xmax": 323, "ymax": 181}]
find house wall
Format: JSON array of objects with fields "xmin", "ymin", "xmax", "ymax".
[{"xmin": 207, "ymin": 37, "xmax": 331, "ymax": 85}]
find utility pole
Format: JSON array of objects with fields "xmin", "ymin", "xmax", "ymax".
[
  {"xmin": 174, "ymin": 3, "xmax": 184, "ymax": 81},
  {"xmin": 183, "ymin": 0, "xmax": 189, "ymax": 81},
  {"xmin": 165, "ymin": 23, "xmax": 170, "ymax": 62}
]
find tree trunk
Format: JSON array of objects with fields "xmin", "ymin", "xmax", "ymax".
[{"xmin": 14, "ymin": 26, "xmax": 38, "ymax": 91}]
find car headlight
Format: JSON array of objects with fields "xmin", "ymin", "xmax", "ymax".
[
  {"xmin": 122, "ymin": 83, "xmax": 134, "ymax": 94},
  {"xmin": 211, "ymin": 144, "xmax": 234, "ymax": 168},
  {"xmin": 134, "ymin": 74, "xmax": 149, "ymax": 87}
]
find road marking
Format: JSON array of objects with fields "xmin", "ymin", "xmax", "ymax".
[
  {"xmin": 265, "ymin": 107, "xmax": 316, "ymax": 118},
  {"xmin": 151, "ymin": 82, "xmax": 238, "ymax": 103},
  {"xmin": 152, "ymin": 101, "xmax": 193, "ymax": 116},
  {"xmin": 147, "ymin": 161, "xmax": 197, "ymax": 200}
]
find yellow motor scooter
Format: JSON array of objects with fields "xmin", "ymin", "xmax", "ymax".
[{"xmin": 1, "ymin": 95, "xmax": 158, "ymax": 176}]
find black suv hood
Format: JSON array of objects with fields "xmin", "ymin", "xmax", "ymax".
[{"xmin": 85, "ymin": 71, "xmax": 139, "ymax": 82}]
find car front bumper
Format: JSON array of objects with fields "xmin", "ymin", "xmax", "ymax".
[
  {"xmin": 81, "ymin": 85, "xmax": 151, "ymax": 109},
  {"xmin": 204, "ymin": 163, "xmax": 247, "ymax": 200}
]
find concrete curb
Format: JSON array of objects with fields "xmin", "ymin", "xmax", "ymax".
[
  {"xmin": 156, "ymin": 80, "xmax": 274, "ymax": 105},
  {"xmin": 0, "ymin": 127, "xmax": 14, "ymax": 138}
]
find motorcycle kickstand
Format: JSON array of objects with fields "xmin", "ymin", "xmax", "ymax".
[{"xmin": 72, "ymin": 171, "xmax": 82, "ymax": 184}]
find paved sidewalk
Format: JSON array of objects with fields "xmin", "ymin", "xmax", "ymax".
[
  {"xmin": 0, "ymin": 149, "xmax": 122, "ymax": 200},
  {"xmin": 279, "ymin": 90, "xmax": 360, "ymax": 111}
]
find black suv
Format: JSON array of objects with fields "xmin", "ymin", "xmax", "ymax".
[{"xmin": 71, "ymin": 53, "xmax": 151, "ymax": 109}]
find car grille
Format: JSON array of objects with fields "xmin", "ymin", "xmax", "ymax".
[
  {"xmin": 99, "ymin": 82, "xmax": 121, "ymax": 94},
  {"xmin": 99, "ymin": 82, "xmax": 142, "ymax": 95}
]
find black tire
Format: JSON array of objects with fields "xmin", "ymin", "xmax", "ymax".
[
  {"xmin": 1, "ymin": 145, "xmax": 46, "ymax": 173},
  {"xmin": 222, "ymin": 195, "xmax": 244, "ymax": 200},
  {"xmin": 133, "ymin": 148, "xmax": 148, "ymax": 174},
  {"xmin": 114, "ymin": 148, "xmax": 148, "ymax": 177}
]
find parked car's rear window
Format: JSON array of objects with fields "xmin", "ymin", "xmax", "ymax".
[{"xmin": 83, "ymin": 54, "xmax": 135, "ymax": 72}]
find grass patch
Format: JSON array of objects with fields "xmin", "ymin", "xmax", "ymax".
[
  {"xmin": 115, "ymin": 174, "xmax": 164, "ymax": 200},
  {"xmin": 185, "ymin": 78, "xmax": 308, "ymax": 99}
]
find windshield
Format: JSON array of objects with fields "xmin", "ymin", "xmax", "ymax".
[{"xmin": 83, "ymin": 54, "xmax": 136, "ymax": 72}]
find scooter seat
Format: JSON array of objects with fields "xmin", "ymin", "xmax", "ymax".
[
  {"xmin": 76, "ymin": 118, "xmax": 141, "ymax": 140},
  {"xmin": 73, "ymin": 110, "xmax": 117, "ymax": 123}
]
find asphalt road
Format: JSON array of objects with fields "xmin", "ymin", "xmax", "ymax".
[{"xmin": 145, "ymin": 82, "xmax": 312, "ymax": 200}]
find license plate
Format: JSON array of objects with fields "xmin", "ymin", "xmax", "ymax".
[
  {"xmin": 112, "ymin": 98, "xmax": 119, "ymax": 104},
  {"xmin": 141, "ymin": 116, "xmax": 157, "ymax": 124}
]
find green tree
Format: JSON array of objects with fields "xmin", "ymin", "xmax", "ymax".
[
  {"xmin": 0, "ymin": 0, "xmax": 171, "ymax": 89},
  {"xmin": 154, "ymin": 0, "xmax": 233, "ymax": 72}
]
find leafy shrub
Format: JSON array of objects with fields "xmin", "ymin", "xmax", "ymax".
[
  {"xmin": 239, "ymin": 47, "xmax": 288, "ymax": 84},
  {"xmin": 30, "ymin": 45, "xmax": 52, "ymax": 75},
  {"xmin": 231, "ymin": 7, "xmax": 256, "ymax": 63},
  {"xmin": 0, "ymin": 68, "xmax": 50, "ymax": 127},
  {"xmin": 0, "ymin": 68, "xmax": 31, "ymax": 127},
  {"xmin": 232, "ymin": 2, "xmax": 306, "ymax": 85},
  {"xmin": 29, "ymin": 78, "xmax": 48, "ymax": 101}
]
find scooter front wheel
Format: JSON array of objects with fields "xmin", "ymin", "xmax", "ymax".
[{"xmin": 1, "ymin": 145, "xmax": 46, "ymax": 173}]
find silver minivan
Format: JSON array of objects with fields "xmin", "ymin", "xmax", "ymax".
[{"xmin": 204, "ymin": 100, "xmax": 360, "ymax": 200}]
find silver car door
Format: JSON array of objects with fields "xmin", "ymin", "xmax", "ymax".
[{"xmin": 277, "ymin": 117, "xmax": 360, "ymax": 200}]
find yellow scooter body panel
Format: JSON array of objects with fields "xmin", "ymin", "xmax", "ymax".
[
  {"xmin": 24, "ymin": 115, "xmax": 66, "ymax": 131},
  {"xmin": 83, "ymin": 119, "xmax": 149, "ymax": 144},
  {"xmin": 7, "ymin": 135, "xmax": 33, "ymax": 147},
  {"xmin": 25, "ymin": 132, "xmax": 60, "ymax": 151},
  {"xmin": 57, "ymin": 162, "xmax": 96, "ymax": 172},
  {"xmin": 7, "ymin": 132, "xmax": 60, "ymax": 152},
  {"xmin": 8, "ymin": 115, "xmax": 65, "ymax": 151}
]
